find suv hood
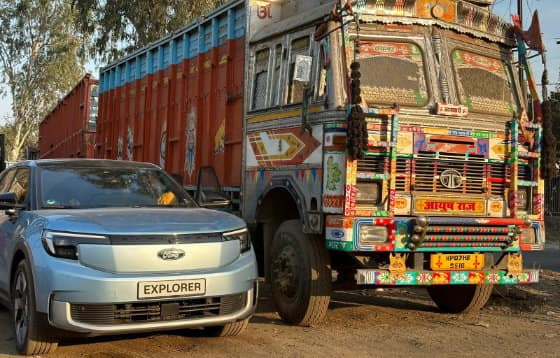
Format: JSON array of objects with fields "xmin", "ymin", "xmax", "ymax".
[{"xmin": 39, "ymin": 207, "xmax": 245, "ymax": 235}]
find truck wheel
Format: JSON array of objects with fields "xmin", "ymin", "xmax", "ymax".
[
  {"xmin": 269, "ymin": 220, "xmax": 331, "ymax": 326},
  {"xmin": 427, "ymin": 284, "xmax": 493, "ymax": 313},
  {"xmin": 11, "ymin": 260, "xmax": 58, "ymax": 355},
  {"xmin": 205, "ymin": 318, "xmax": 249, "ymax": 337}
]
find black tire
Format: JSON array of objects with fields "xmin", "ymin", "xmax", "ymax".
[
  {"xmin": 205, "ymin": 318, "xmax": 249, "ymax": 337},
  {"xmin": 269, "ymin": 220, "xmax": 331, "ymax": 326},
  {"xmin": 427, "ymin": 284, "xmax": 493, "ymax": 313},
  {"xmin": 11, "ymin": 260, "xmax": 58, "ymax": 355}
]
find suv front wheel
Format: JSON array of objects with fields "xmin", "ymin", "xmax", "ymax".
[{"xmin": 11, "ymin": 259, "xmax": 58, "ymax": 355}]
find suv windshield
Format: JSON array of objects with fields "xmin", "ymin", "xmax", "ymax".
[{"xmin": 38, "ymin": 165, "xmax": 196, "ymax": 209}]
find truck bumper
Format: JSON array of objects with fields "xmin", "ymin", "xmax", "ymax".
[{"xmin": 355, "ymin": 269, "xmax": 540, "ymax": 285}]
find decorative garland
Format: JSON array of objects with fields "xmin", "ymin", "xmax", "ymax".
[{"xmin": 347, "ymin": 61, "xmax": 368, "ymax": 160}]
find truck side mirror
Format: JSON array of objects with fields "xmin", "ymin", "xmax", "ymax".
[
  {"xmin": 294, "ymin": 55, "xmax": 314, "ymax": 134},
  {"xmin": 196, "ymin": 166, "xmax": 231, "ymax": 210}
]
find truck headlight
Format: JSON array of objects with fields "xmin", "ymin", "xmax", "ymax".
[
  {"xmin": 223, "ymin": 228, "xmax": 251, "ymax": 253},
  {"xmin": 356, "ymin": 181, "xmax": 381, "ymax": 206},
  {"xmin": 520, "ymin": 227, "xmax": 536, "ymax": 245},
  {"xmin": 517, "ymin": 188, "xmax": 529, "ymax": 211},
  {"xmin": 41, "ymin": 230, "xmax": 109, "ymax": 260},
  {"xmin": 359, "ymin": 225, "xmax": 388, "ymax": 245}
]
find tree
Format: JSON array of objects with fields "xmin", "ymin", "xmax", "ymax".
[
  {"xmin": 0, "ymin": 0, "xmax": 86, "ymax": 161},
  {"xmin": 73, "ymin": 0, "xmax": 226, "ymax": 62}
]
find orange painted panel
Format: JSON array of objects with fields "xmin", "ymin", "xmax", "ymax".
[
  {"xmin": 96, "ymin": 34, "xmax": 244, "ymax": 188},
  {"xmin": 39, "ymin": 74, "xmax": 97, "ymax": 159}
]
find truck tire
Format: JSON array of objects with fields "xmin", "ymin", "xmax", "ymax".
[
  {"xmin": 269, "ymin": 220, "xmax": 331, "ymax": 326},
  {"xmin": 205, "ymin": 318, "xmax": 249, "ymax": 337},
  {"xmin": 11, "ymin": 260, "xmax": 58, "ymax": 355},
  {"xmin": 427, "ymin": 284, "xmax": 493, "ymax": 313}
]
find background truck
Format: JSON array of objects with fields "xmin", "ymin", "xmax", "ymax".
[
  {"xmin": 78, "ymin": 0, "xmax": 545, "ymax": 326},
  {"xmin": 39, "ymin": 74, "xmax": 99, "ymax": 159}
]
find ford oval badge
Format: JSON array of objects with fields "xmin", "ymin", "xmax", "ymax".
[{"xmin": 158, "ymin": 248, "xmax": 186, "ymax": 260}]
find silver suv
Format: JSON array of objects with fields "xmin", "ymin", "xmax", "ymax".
[{"xmin": 0, "ymin": 159, "xmax": 258, "ymax": 355}]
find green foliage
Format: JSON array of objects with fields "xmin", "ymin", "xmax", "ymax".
[
  {"xmin": 72, "ymin": 0, "xmax": 226, "ymax": 62},
  {"xmin": 0, "ymin": 0, "xmax": 86, "ymax": 161}
]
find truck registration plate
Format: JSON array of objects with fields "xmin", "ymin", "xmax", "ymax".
[
  {"xmin": 430, "ymin": 254, "xmax": 484, "ymax": 271},
  {"xmin": 138, "ymin": 279, "xmax": 206, "ymax": 299}
]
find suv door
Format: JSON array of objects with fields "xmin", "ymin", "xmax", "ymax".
[{"xmin": 0, "ymin": 166, "xmax": 30, "ymax": 296}]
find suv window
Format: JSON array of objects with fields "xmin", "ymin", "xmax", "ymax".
[
  {"xmin": 8, "ymin": 168, "xmax": 30, "ymax": 205},
  {"xmin": 0, "ymin": 168, "xmax": 16, "ymax": 193}
]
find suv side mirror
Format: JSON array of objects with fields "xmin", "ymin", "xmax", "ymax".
[
  {"xmin": 0, "ymin": 192, "xmax": 17, "ymax": 208},
  {"xmin": 0, "ymin": 192, "xmax": 23, "ymax": 216}
]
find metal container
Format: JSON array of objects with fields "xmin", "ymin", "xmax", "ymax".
[
  {"xmin": 39, "ymin": 74, "xmax": 98, "ymax": 159},
  {"xmin": 96, "ymin": 0, "xmax": 245, "ymax": 187}
]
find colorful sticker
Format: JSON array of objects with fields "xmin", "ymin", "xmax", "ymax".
[
  {"xmin": 185, "ymin": 108, "xmax": 197, "ymax": 179},
  {"xmin": 214, "ymin": 119, "xmax": 225, "ymax": 154},
  {"xmin": 160, "ymin": 130, "xmax": 167, "ymax": 168},
  {"xmin": 117, "ymin": 136, "xmax": 123, "ymax": 160},
  {"xmin": 127, "ymin": 126, "xmax": 134, "ymax": 160},
  {"xmin": 247, "ymin": 127, "xmax": 321, "ymax": 167}
]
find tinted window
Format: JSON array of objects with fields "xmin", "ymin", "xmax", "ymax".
[
  {"xmin": 38, "ymin": 165, "xmax": 196, "ymax": 209},
  {"xmin": 0, "ymin": 168, "xmax": 16, "ymax": 193},
  {"xmin": 8, "ymin": 168, "xmax": 29, "ymax": 205}
]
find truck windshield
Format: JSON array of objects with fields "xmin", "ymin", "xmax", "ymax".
[
  {"xmin": 451, "ymin": 49, "xmax": 517, "ymax": 116},
  {"xmin": 37, "ymin": 165, "xmax": 196, "ymax": 209},
  {"xmin": 355, "ymin": 41, "xmax": 429, "ymax": 107}
]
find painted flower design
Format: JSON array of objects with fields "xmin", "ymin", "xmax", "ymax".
[
  {"xmin": 452, "ymin": 272, "xmax": 468, "ymax": 283},
  {"xmin": 502, "ymin": 274, "xmax": 518, "ymax": 284},
  {"xmin": 397, "ymin": 273, "xmax": 415, "ymax": 284},
  {"xmin": 417, "ymin": 272, "xmax": 433, "ymax": 284},
  {"xmin": 517, "ymin": 273, "xmax": 529, "ymax": 283},
  {"xmin": 377, "ymin": 272, "xmax": 393, "ymax": 284},
  {"xmin": 486, "ymin": 273, "xmax": 501, "ymax": 284}
]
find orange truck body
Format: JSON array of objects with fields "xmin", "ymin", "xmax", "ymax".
[{"xmin": 39, "ymin": 74, "xmax": 98, "ymax": 159}]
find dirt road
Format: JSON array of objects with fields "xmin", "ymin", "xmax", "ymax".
[{"xmin": 1, "ymin": 266, "xmax": 559, "ymax": 358}]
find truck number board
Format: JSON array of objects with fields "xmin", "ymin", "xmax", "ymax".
[{"xmin": 430, "ymin": 254, "xmax": 485, "ymax": 271}]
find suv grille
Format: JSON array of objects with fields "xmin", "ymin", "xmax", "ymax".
[{"xmin": 70, "ymin": 293, "xmax": 246, "ymax": 325}]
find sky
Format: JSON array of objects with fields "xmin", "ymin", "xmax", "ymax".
[{"xmin": 0, "ymin": 0, "xmax": 558, "ymax": 121}]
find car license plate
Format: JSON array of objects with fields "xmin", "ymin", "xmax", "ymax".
[
  {"xmin": 430, "ymin": 254, "xmax": 484, "ymax": 271},
  {"xmin": 138, "ymin": 279, "xmax": 206, "ymax": 299}
]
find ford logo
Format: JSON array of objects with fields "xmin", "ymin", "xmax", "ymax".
[
  {"xmin": 331, "ymin": 230, "xmax": 345, "ymax": 239},
  {"xmin": 157, "ymin": 248, "xmax": 185, "ymax": 261}
]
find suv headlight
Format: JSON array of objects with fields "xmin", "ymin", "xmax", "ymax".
[
  {"xmin": 223, "ymin": 228, "xmax": 251, "ymax": 253},
  {"xmin": 41, "ymin": 230, "xmax": 109, "ymax": 260}
]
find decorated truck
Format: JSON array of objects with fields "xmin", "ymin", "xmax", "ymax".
[
  {"xmin": 39, "ymin": 74, "xmax": 99, "ymax": 159},
  {"xmin": 95, "ymin": 0, "xmax": 544, "ymax": 326}
]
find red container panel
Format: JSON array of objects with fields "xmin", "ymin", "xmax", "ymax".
[
  {"xmin": 39, "ymin": 74, "xmax": 98, "ymax": 159},
  {"xmin": 96, "ymin": 1, "xmax": 245, "ymax": 188}
]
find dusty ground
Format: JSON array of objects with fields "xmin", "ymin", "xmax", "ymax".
[{"xmin": 0, "ymin": 219, "xmax": 558, "ymax": 357}]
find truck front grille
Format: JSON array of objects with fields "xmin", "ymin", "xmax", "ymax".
[{"xmin": 414, "ymin": 152, "xmax": 484, "ymax": 194}]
